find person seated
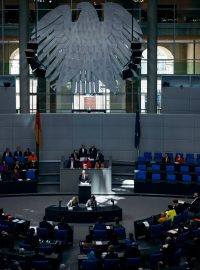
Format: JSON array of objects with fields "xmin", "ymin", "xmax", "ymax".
[
  {"xmin": 104, "ymin": 244, "xmax": 118, "ymax": 259},
  {"xmin": 28, "ymin": 152, "xmax": 38, "ymax": 169},
  {"xmin": 158, "ymin": 212, "xmax": 169, "ymax": 223},
  {"xmin": 67, "ymin": 196, "xmax": 79, "ymax": 208},
  {"xmin": 94, "ymin": 216, "xmax": 106, "ymax": 230},
  {"xmin": 0, "ymin": 161, "xmax": 9, "ymax": 181},
  {"xmin": 107, "ymin": 232, "xmax": 119, "ymax": 247},
  {"xmin": 0, "ymin": 230, "xmax": 14, "ymax": 249},
  {"xmin": 95, "ymin": 150, "xmax": 104, "ymax": 168},
  {"xmin": 79, "ymin": 170, "xmax": 90, "ymax": 184},
  {"xmin": 67, "ymin": 156, "xmax": 79, "ymax": 169},
  {"xmin": 162, "ymin": 153, "xmax": 171, "ymax": 163},
  {"xmin": 160, "ymin": 236, "xmax": 177, "ymax": 267},
  {"xmin": 89, "ymin": 145, "xmax": 97, "ymax": 160},
  {"xmin": 79, "ymin": 144, "xmax": 88, "ymax": 160},
  {"xmin": 13, "ymin": 146, "xmax": 23, "ymax": 161},
  {"xmin": 113, "ymin": 217, "xmax": 123, "ymax": 228},
  {"xmin": 24, "ymin": 228, "xmax": 39, "ymax": 249},
  {"xmin": 81, "ymin": 157, "xmax": 92, "ymax": 169},
  {"xmin": 11, "ymin": 168, "xmax": 20, "ymax": 181},
  {"xmin": 166, "ymin": 205, "xmax": 176, "ymax": 222},
  {"xmin": 2, "ymin": 147, "xmax": 12, "ymax": 162},
  {"xmin": 125, "ymin": 232, "xmax": 135, "ymax": 246},
  {"xmin": 124, "ymin": 242, "xmax": 141, "ymax": 258},
  {"xmin": 173, "ymin": 199, "xmax": 186, "ymax": 214},
  {"xmin": 58, "ymin": 217, "xmax": 73, "ymax": 243},
  {"xmin": 188, "ymin": 192, "xmax": 200, "ymax": 216},
  {"xmin": 175, "ymin": 154, "xmax": 184, "ymax": 163},
  {"xmin": 24, "ymin": 148, "xmax": 31, "ymax": 162},
  {"xmin": 39, "ymin": 215, "xmax": 54, "ymax": 239},
  {"xmin": 85, "ymin": 230, "xmax": 93, "ymax": 243},
  {"xmin": 86, "ymin": 195, "xmax": 97, "ymax": 210}
]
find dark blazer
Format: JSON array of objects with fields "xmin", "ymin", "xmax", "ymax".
[{"xmin": 79, "ymin": 173, "xmax": 90, "ymax": 183}]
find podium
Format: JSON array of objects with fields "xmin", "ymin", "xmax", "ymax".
[{"xmin": 78, "ymin": 183, "xmax": 91, "ymax": 203}]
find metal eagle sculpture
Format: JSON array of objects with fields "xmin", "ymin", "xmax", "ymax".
[{"xmin": 34, "ymin": 2, "xmax": 143, "ymax": 94}]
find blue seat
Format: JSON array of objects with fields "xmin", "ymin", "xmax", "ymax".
[
  {"xmin": 104, "ymin": 259, "xmax": 120, "ymax": 269},
  {"xmin": 55, "ymin": 229, "xmax": 68, "ymax": 242},
  {"xmin": 93, "ymin": 230, "xmax": 107, "ymax": 240},
  {"xmin": 181, "ymin": 209, "xmax": 189, "ymax": 223},
  {"xmin": 135, "ymin": 171, "xmax": 146, "ymax": 182},
  {"xmin": 182, "ymin": 174, "xmax": 191, "ymax": 183},
  {"xmin": 166, "ymin": 174, "xmax": 176, "ymax": 183},
  {"xmin": 5, "ymin": 156, "xmax": 13, "ymax": 163},
  {"xmin": 33, "ymin": 260, "xmax": 50, "ymax": 270},
  {"xmin": 124, "ymin": 257, "xmax": 141, "ymax": 270},
  {"xmin": 172, "ymin": 214, "xmax": 182, "ymax": 228},
  {"xmin": 149, "ymin": 253, "xmax": 163, "ymax": 270},
  {"xmin": 152, "ymin": 164, "xmax": 160, "ymax": 171},
  {"xmin": 152, "ymin": 173, "xmax": 161, "ymax": 182},
  {"xmin": 137, "ymin": 164, "xmax": 146, "ymax": 171},
  {"xmin": 0, "ymin": 224, "xmax": 9, "ymax": 232},
  {"xmin": 149, "ymin": 224, "xmax": 163, "ymax": 239},
  {"xmin": 26, "ymin": 169, "xmax": 36, "ymax": 180},
  {"xmin": 113, "ymin": 227, "xmax": 126, "ymax": 239},
  {"xmin": 192, "ymin": 228, "xmax": 200, "ymax": 238},
  {"xmin": 197, "ymin": 175, "xmax": 200, "ymax": 183},
  {"xmin": 20, "ymin": 243, "xmax": 33, "ymax": 251},
  {"xmin": 185, "ymin": 153, "xmax": 195, "ymax": 163},
  {"xmin": 166, "ymin": 165, "xmax": 175, "ymax": 171},
  {"xmin": 144, "ymin": 151, "xmax": 152, "ymax": 162},
  {"xmin": 173, "ymin": 248, "xmax": 182, "ymax": 266},
  {"xmin": 167, "ymin": 152, "xmax": 174, "ymax": 162},
  {"xmin": 154, "ymin": 152, "xmax": 162, "ymax": 162},
  {"xmin": 37, "ymin": 227, "xmax": 48, "ymax": 240},
  {"xmin": 11, "ymin": 260, "xmax": 27, "ymax": 270},
  {"xmin": 176, "ymin": 231, "xmax": 190, "ymax": 245},
  {"xmin": 81, "ymin": 259, "xmax": 98, "ymax": 270},
  {"xmin": 137, "ymin": 156, "xmax": 146, "ymax": 162},
  {"xmin": 180, "ymin": 166, "xmax": 189, "ymax": 172},
  {"xmin": 16, "ymin": 156, "xmax": 25, "ymax": 163},
  {"xmin": 162, "ymin": 219, "xmax": 171, "ymax": 232},
  {"xmin": 195, "ymin": 166, "xmax": 200, "ymax": 173}
]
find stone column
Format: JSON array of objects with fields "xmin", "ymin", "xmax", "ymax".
[
  {"xmin": 147, "ymin": 0, "xmax": 157, "ymax": 113},
  {"xmin": 19, "ymin": 0, "xmax": 29, "ymax": 113}
]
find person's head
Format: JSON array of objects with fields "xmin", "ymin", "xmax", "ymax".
[
  {"xmin": 194, "ymin": 192, "xmax": 199, "ymax": 198},
  {"xmin": 128, "ymin": 233, "xmax": 134, "ymax": 240},
  {"xmin": 165, "ymin": 236, "xmax": 173, "ymax": 244},
  {"xmin": 59, "ymin": 264, "xmax": 66, "ymax": 270},
  {"xmin": 107, "ymin": 245, "xmax": 115, "ymax": 253},
  {"xmin": 29, "ymin": 228, "xmax": 35, "ymax": 235},
  {"xmin": 114, "ymin": 217, "xmax": 120, "ymax": 224},
  {"xmin": 173, "ymin": 199, "xmax": 178, "ymax": 205},
  {"xmin": 19, "ymin": 248, "xmax": 25, "ymax": 255},
  {"xmin": 131, "ymin": 242, "xmax": 138, "ymax": 249},
  {"xmin": 43, "ymin": 215, "xmax": 47, "ymax": 221},
  {"xmin": 160, "ymin": 212, "xmax": 166, "ymax": 218},
  {"xmin": 91, "ymin": 195, "xmax": 96, "ymax": 201},
  {"xmin": 72, "ymin": 196, "xmax": 78, "ymax": 203},
  {"xmin": 168, "ymin": 205, "xmax": 173, "ymax": 210}
]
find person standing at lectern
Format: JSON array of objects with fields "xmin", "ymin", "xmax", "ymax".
[
  {"xmin": 79, "ymin": 170, "xmax": 90, "ymax": 183},
  {"xmin": 86, "ymin": 195, "xmax": 97, "ymax": 209}
]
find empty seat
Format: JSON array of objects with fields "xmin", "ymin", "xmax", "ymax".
[
  {"xmin": 152, "ymin": 164, "xmax": 160, "ymax": 171},
  {"xmin": 144, "ymin": 152, "xmax": 152, "ymax": 162},
  {"xmin": 180, "ymin": 166, "xmax": 189, "ymax": 172},
  {"xmin": 195, "ymin": 166, "xmax": 200, "ymax": 173},
  {"xmin": 166, "ymin": 174, "xmax": 176, "ymax": 183},
  {"xmin": 166, "ymin": 165, "xmax": 175, "ymax": 171},
  {"xmin": 152, "ymin": 173, "xmax": 161, "ymax": 182},
  {"xmin": 154, "ymin": 152, "xmax": 162, "ymax": 162},
  {"xmin": 182, "ymin": 174, "xmax": 191, "ymax": 183},
  {"xmin": 137, "ymin": 164, "xmax": 146, "ymax": 171},
  {"xmin": 185, "ymin": 153, "xmax": 195, "ymax": 163},
  {"xmin": 81, "ymin": 259, "xmax": 98, "ymax": 270},
  {"xmin": 26, "ymin": 169, "xmax": 36, "ymax": 180},
  {"xmin": 135, "ymin": 171, "xmax": 146, "ymax": 182}
]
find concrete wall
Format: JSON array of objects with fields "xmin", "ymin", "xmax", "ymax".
[{"xmin": 1, "ymin": 113, "xmax": 200, "ymax": 161}]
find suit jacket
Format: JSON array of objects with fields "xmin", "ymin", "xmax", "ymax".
[{"xmin": 79, "ymin": 173, "xmax": 90, "ymax": 183}]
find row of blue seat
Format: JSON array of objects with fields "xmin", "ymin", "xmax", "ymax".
[
  {"xmin": 138, "ymin": 152, "xmax": 200, "ymax": 163},
  {"xmin": 137, "ymin": 164, "xmax": 200, "ymax": 172},
  {"xmin": 136, "ymin": 171, "xmax": 198, "ymax": 183}
]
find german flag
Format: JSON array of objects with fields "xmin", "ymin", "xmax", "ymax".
[{"xmin": 35, "ymin": 108, "xmax": 42, "ymax": 147}]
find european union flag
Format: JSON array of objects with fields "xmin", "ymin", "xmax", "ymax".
[{"xmin": 134, "ymin": 103, "xmax": 141, "ymax": 149}]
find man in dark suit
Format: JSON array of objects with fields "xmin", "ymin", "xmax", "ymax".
[
  {"xmin": 188, "ymin": 193, "xmax": 200, "ymax": 216},
  {"xmin": 13, "ymin": 146, "xmax": 23, "ymax": 161},
  {"xmin": 39, "ymin": 216, "xmax": 54, "ymax": 239},
  {"xmin": 79, "ymin": 144, "xmax": 88, "ymax": 159},
  {"xmin": 79, "ymin": 170, "xmax": 90, "ymax": 183}
]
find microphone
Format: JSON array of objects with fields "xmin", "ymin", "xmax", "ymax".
[{"xmin": 111, "ymin": 199, "xmax": 115, "ymax": 207}]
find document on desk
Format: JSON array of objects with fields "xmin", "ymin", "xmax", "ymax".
[
  {"xmin": 143, "ymin": 221, "xmax": 150, "ymax": 228},
  {"xmin": 96, "ymin": 241, "xmax": 102, "ymax": 245},
  {"xmin": 168, "ymin": 229, "xmax": 178, "ymax": 234},
  {"xmin": 87, "ymin": 207, "xmax": 92, "ymax": 211}
]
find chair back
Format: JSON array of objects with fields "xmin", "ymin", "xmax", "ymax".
[
  {"xmin": 176, "ymin": 231, "xmax": 190, "ymax": 244},
  {"xmin": 173, "ymin": 248, "xmax": 182, "ymax": 266},
  {"xmin": 166, "ymin": 165, "xmax": 175, "ymax": 171},
  {"xmin": 182, "ymin": 174, "xmax": 191, "ymax": 183},
  {"xmin": 33, "ymin": 260, "xmax": 50, "ymax": 270},
  {"xmin": 93, "ymin": 230, "xmax": 107, "ymax": 240},
  {"xmin": 149, "ymin": 224, "xmax": 163, "ymax": 238},
  {"xmin": 104, "ymin": 258, "xmax": 120, "ymax": 269},
  {"xmin": 137, "ymin": 164, "xmax": 146, "ymax": 171},
  {"xmin": 152, "ymin": 164, "xmax": 160, "ymax": 171},
  {"xmin": 181, "ymin": 209, "xmax": 189, "ymax": 223},
  {"xmin": 173, "ymin": 214, "xmax": 182, "ymax": 228},
  {"xmin": 162, "ymin": 219, "xmax": 171, "ymax": 231},
  {"xmin": 180, "ymin": 166, "xmax": 189, "ymax": 172},
  {"xmin": 149, "ymin": 253, "xmax": 163, "ymax": 269},
  {"xmin": 113, "ymin": 227, "xmax": 126, "ymax": 239},
  {"xmin": 192, "ymin": 228, "xmax": 200, "ymax": 238},
  {"xmin": 135, "ymin": 171, "xmax": 146, "ymax": 182},
  {"xmin": 81, "ymin": 259, "xmax": 98, "ymax": 270},
  {"xmin": 124, "ymin": 257, "xmax": 141, "ymax": 269},
  {"xmin": 36, "ymin": 227, "xmax": 48, "ymax": 240},
  {"xmin": 152, "ymin": 173, "xmax": 161, "ymax": 183},
  {"xmin": 166, "ymin": 174, "xmax": 176, "ymax": 183},
  {"xmin": 154, "ymin": 152, "xmax": 162, "ymax": 162},
  {"xmin": 55, "ymin": 229, "xmax": 68, "ymax": 241}
]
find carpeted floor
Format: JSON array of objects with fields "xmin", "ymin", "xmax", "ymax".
[{"xmin": 0, "ymin": 194, "xmax": 193, "ymax": 269}]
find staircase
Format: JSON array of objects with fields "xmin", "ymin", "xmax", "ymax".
[
  {"xmin": 112, "ymin": 160, "xmax": 135, "ymax": 194},
  {"xmin": 37, "ymin": 160, "xmax": 60, "ymax": 193}
]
